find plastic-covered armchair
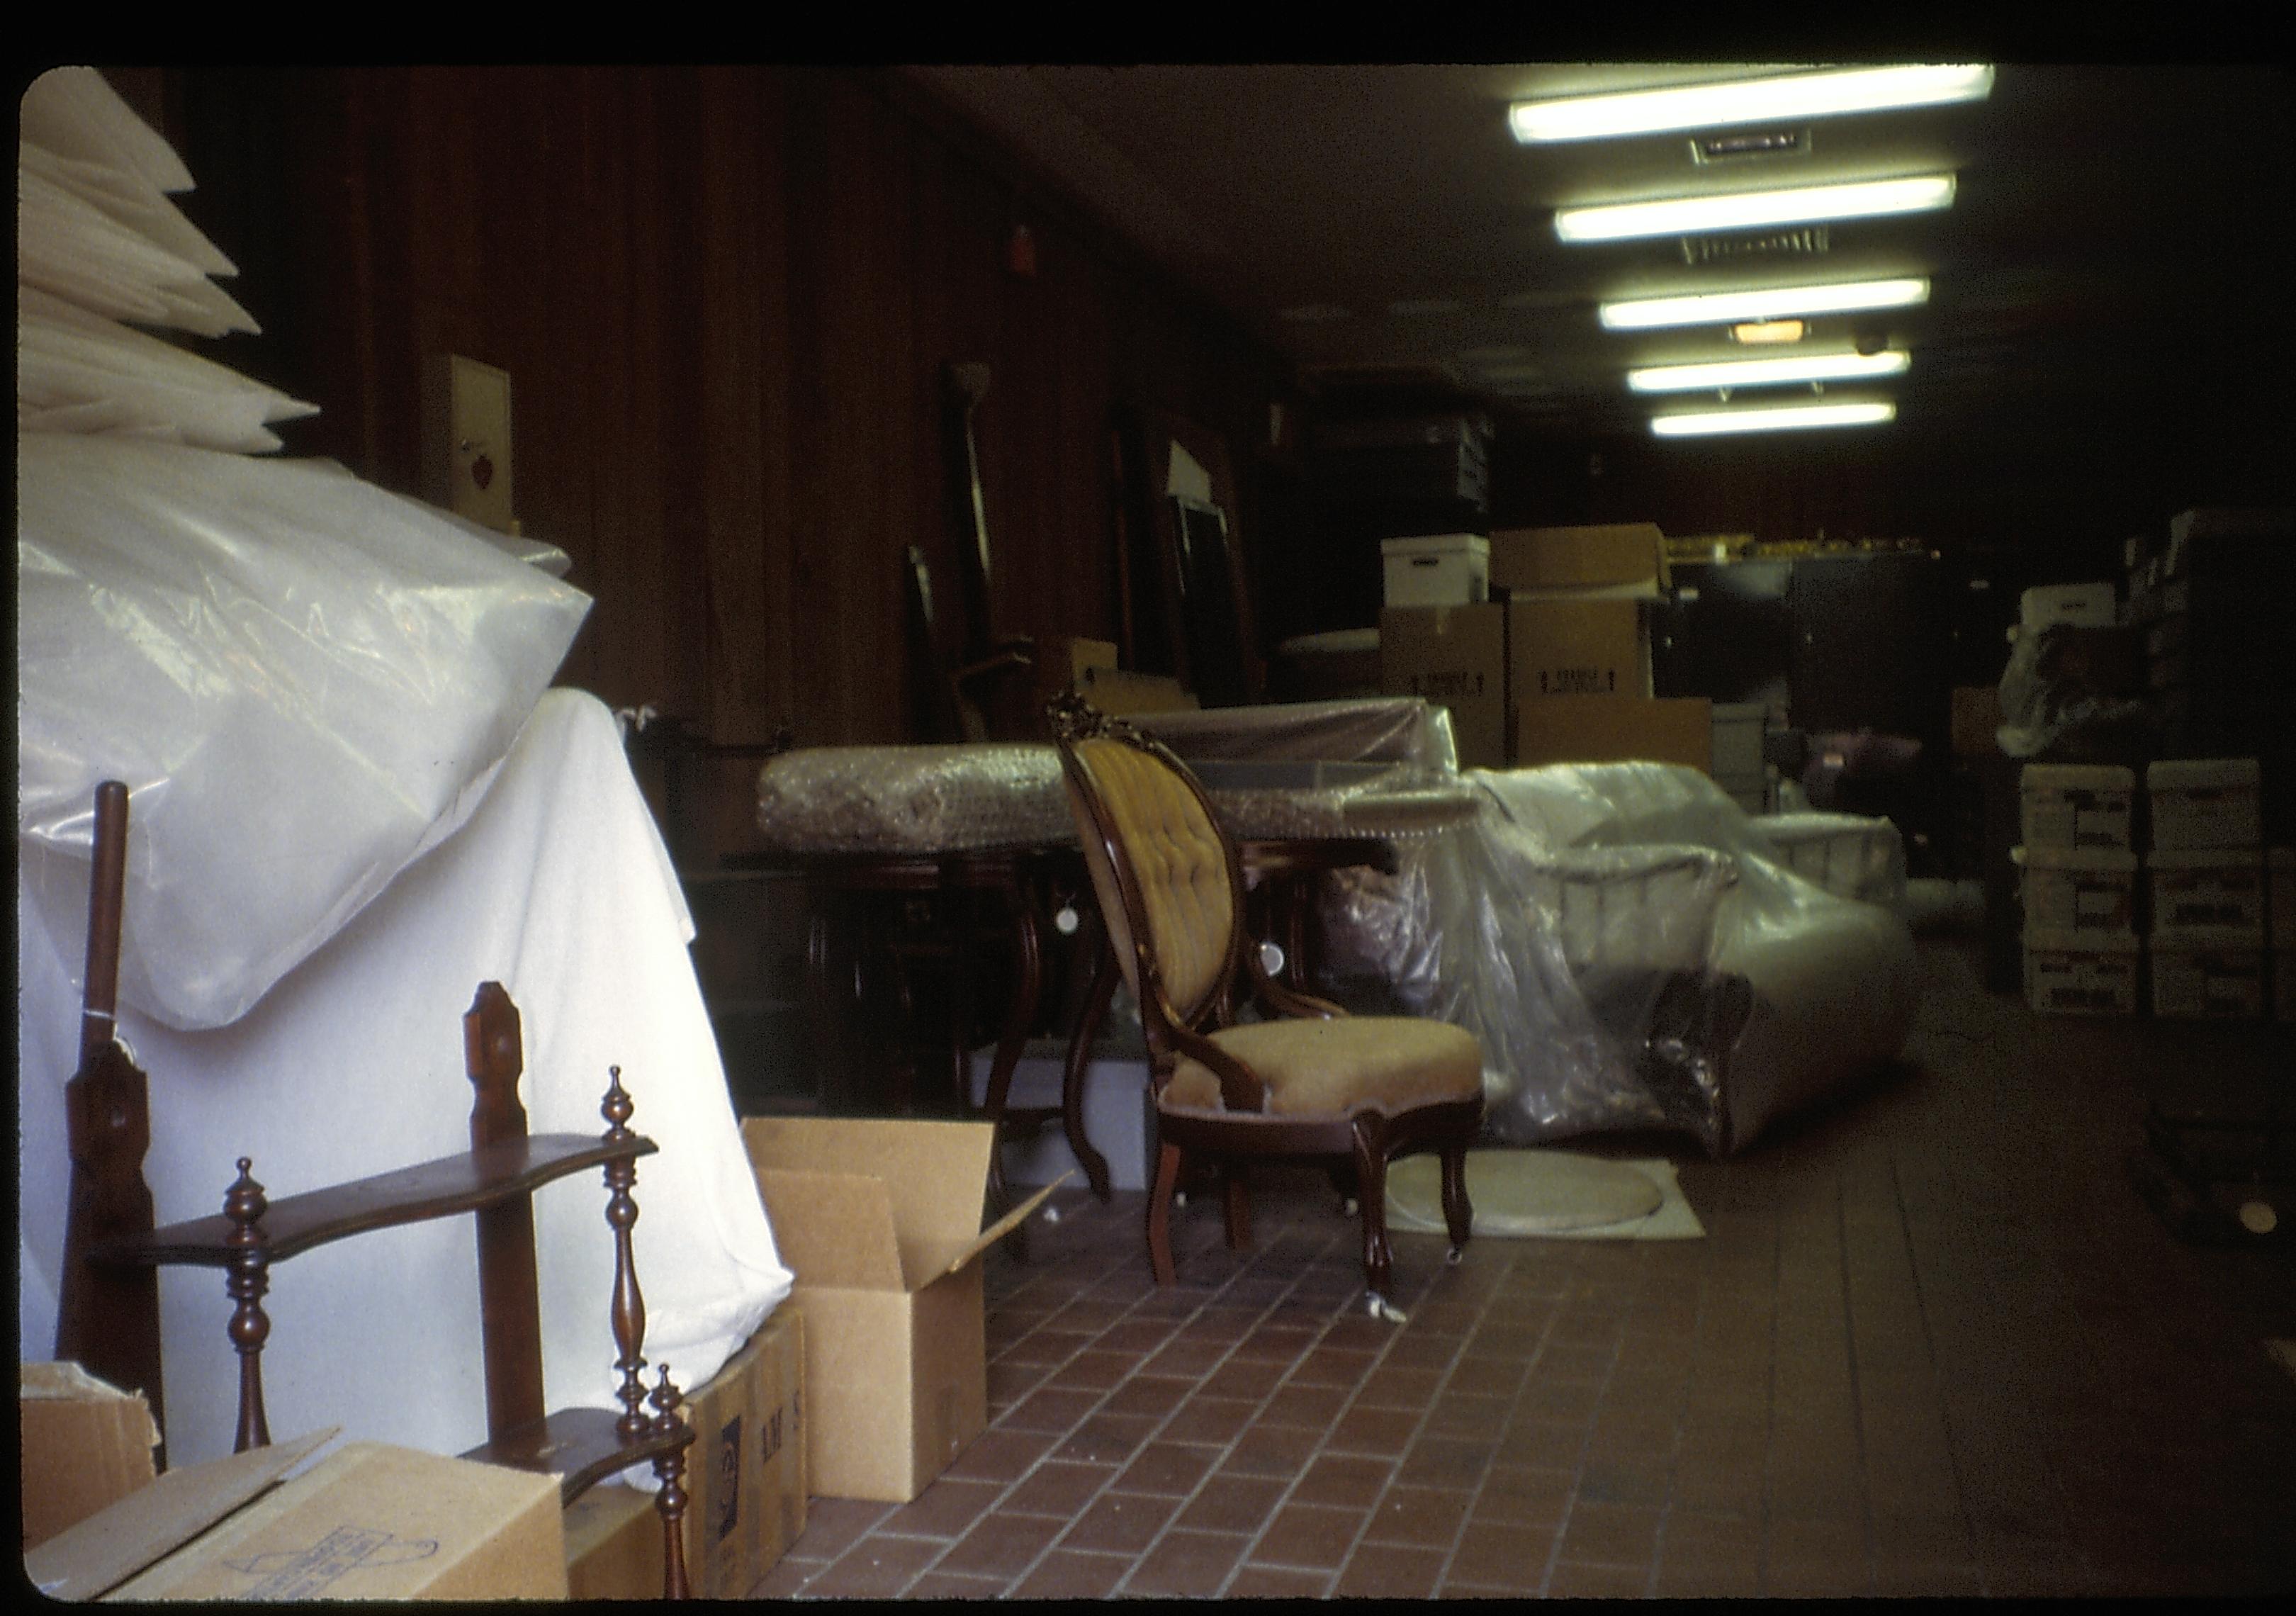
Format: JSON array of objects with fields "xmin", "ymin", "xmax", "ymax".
[{"xmin": 1047, "ymin": 691, "xmax": 1483, "ymax": 1317}]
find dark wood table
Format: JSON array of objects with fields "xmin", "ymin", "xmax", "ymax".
[{"xmin": 747, "ymin": 833, "xmax": 1398, "ymax": 1211}]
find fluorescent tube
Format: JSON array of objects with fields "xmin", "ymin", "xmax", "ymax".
[
  {"xmin": 1651, "ymin": 400, "xmax": 1896, "ymax": 436},
  {"xmin": 1511, "ymin": 65, "xmax": 1996, "ymax": 143},
  {"xmin": 1600, "ymin": 277, "xmax": 1930, "ymax": 330},
  {"xmin": 1627, "ymin": 349, "xmax": 1909, "ymax": 393},
  {"xmin": 1556, "ymin": 174, "xmax": 1954, "ymax": 243}
]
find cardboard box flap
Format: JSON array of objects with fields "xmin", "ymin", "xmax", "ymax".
[
  {"xmin": 750, "ymin": 1167, "xmax": 905, "ymax": 1292},
  {"xmin": 25, "ymin": 1426, "xmax": 339, "ymax": 1603},
  {"xmin": 745, "ymin": 1116, "xmax": 997, "ymax": 1257},
  {"xmin": 906, "ymin": 1174, "xmax": 1071, "ymax": 1286}
]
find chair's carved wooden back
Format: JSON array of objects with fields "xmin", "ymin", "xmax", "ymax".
[{"xmin": 1048, "ymin": 692, "xmax": 1248, "ymax": 1069}]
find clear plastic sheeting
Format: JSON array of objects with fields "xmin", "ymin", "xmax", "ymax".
[
  {"xmin": 16, "ymin": 433, "xmax": 593, "ymax": 1029},
  {"xmin": 755, "ymin": 744, "xmax": 1073, "ymax": 854},
  {"xmin": 1137, "ymin": 697, "xmax": 1458, "ymax": 770},
  {"xmin": 1317, "ymin": 761, "xmax": 1918, "ymax": 1156},
  {"xmin": 1996, "ymin": 622, "xmax": 2155, "ymax": 760}
]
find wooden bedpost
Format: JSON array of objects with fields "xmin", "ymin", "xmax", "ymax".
[
  {"xmin": 466, "ymin": 982, "xmax": 546, "ymax": 1444},
  {"xmin": 55, "ymin": 780, "xmax": 168, "ymax": 1464}
]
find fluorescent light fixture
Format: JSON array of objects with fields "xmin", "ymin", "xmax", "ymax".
[
  {"xmin": 1601, "ymin": 276, "xmax": 1929, "ymax": 330},
  {"xmin": 1652, "ymin": 400, "xmax": 1896, "ymax": 437},
  {"xmin": 1731, "ymin": 320, "xmax": 1806, "ymax": 343},
  {"xmin": 1628, "ymin": 349, "xmax": 1909, "ymax": 393},
  {"xmin": 1511, "ymin": 64, "xmax": 1996, "ymax": 144},
  {"xmin": 1555, "ymin": 174, "xmax": 1954, "ymax": 243}
]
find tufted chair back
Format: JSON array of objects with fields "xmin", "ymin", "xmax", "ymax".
[{"xmin": 1056, "ymin": 726, "xmax": 1242, "ymax": 1043}]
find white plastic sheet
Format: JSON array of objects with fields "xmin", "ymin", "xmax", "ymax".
[
  {"xmin": 18, "ymin": 690, "xmax": 792, "ymax": 1468},
  {"xmin": 1319, "ymin": 762, "xmax": 1918, "ymax": 1155},
  {"xmin": 16, "ymin": 433, "xmax": 592, "ymax": 1029}
]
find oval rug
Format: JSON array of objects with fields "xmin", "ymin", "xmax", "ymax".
[{"xmin": 1388, "ymin": 1148, "xmax": 1664, "ymax": 1235}]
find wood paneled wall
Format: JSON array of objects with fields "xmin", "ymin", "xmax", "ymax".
[{"xmin": 168, "ymin": 66, "xmax": 1298, "ymax": 756}]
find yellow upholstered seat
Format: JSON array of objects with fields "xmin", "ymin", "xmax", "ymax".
[{"xmin": 1165, "ymin": 1016, "xmax": 1483, "ymax": 1118}]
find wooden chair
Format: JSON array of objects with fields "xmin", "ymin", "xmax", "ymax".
[{"xmin": 1046, "ymin": 692, "xmax": 1483, "ymax": 1318}]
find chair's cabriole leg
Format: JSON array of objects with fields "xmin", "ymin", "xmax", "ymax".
[
  {"xmin": 1223, "ymin": 1166, "xmax": 1252, "ymax": 1252},
  {"xmin": 1148, "ymin": 1143, "xmax": 1183, "ymax": 1284},
  {"xmin": 1350, "ymin": 1118, "xmax": 1398, "ymax": 1318},
  {"xmin": 1441, "ymin": 1138, "xmax": 1473, "ymax": 1259},
  {"xmin": 223, "ymin": 1158, "xmax": 273, "ymax": 1452},
  {"xmin": 650, "ymin": 1367, "xmax": 692, "ymax": 1600},
  {"xmin": 601, "ymin": 1068, "xmax": 652, "ymax": 1442}
]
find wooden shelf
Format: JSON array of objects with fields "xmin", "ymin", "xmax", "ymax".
[
  {"xmin": 91, "ymin": 1134, "xmax": 655, "ymax": 1268},
  {"xmin": 461, "ymin": 1406, "xmax": 691, "ymax": 1504}
]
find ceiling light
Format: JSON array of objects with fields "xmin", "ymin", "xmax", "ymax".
[
  {"xmin": 1556, "ymin": 174, "xmax": 1954, "ymax": 243},
  {"xmin": 1600, "ymin": 276, "xmax": 1930, "ymax": 330},
  {"xmin": 1652, "ymin": 400, "xmax": 1896, "ymax": 437},
  {"xmin": 1628, "ymin": 350, "xmax": 1908, "ymax": 392},
  {"xmin": 1731, "ymin": 320, "xmax": 1806, "ymax": 343},
  {"xmin": 1510, "ymin": 65, "xmax": 1996, "ymax": 144}
]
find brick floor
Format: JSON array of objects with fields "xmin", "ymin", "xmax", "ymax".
[{"xmin": 748, "ymin": 940, "xmax": 2296, "ymax": 1598}]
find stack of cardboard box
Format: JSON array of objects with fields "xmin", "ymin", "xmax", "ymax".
[
  {"xmin": 1379, "ymin": 522, "xmax": 1712, "ymax": 774},
  {"xmin": 2017, "ymin": 763, "xmax": 2141, "ymax": 1015},
  {"xmin": 2145, "ymin": 758, "xmax": 2268, "ymax": 1019}
]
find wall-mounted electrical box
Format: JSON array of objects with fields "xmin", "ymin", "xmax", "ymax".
[{"xmin": 420, "ymin": 353, "xmax": 514, "ymax": 532}]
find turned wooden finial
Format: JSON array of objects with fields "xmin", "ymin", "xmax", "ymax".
[
  {"xmin": 649, "ymin": 1365, "xmax": 692, "ymax": 1600},
  {"xmin": 602, "ymin": 1070, "xmax": 650, "ymax": 1442},
  {"xmin": 464, "ymin": 982, "xmax": 527, "ymax": 1150},
  {"xmin": 223, "ymin": 1158, "xmax": 273, "ymax": 1452}
]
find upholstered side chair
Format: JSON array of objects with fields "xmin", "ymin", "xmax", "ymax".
[{"xmin": 1047, "ymin": 692, "xmax": 1483, "ymax": 1318}]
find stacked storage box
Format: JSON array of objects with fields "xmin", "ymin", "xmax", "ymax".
[
  {"xmin": 2146, "ymin": 758, "xmax": 2267, "ymax": 1019},
  {"xmin": 1495, "ymin": 524, "xmax": 1711, "ymax": 775},
  {"xmin": 1710, "ymin": 701, "xmax": 1769, "ymax": 816},
  {"xmin": 2018, "ymin": 763, "xmax": 2140, "ymax": 1014},
  {"xmin": 2270, "ymin": 847, "xmax": 2295, "ymax": 1023}
]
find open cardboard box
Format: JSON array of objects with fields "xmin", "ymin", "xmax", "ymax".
[
  {"xmin": 21, "ymin": 1362, "xmax": 161, "ymax": 1551},
  {"xmin": 24, "ymin": 1426, "xmax": 569, "ymax": 1602},
  {"xmin": 740, "ymin": 1116, "xmax": 1060, "ymax": 1503}
]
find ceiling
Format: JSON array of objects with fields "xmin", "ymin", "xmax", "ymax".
[{"xmin": 904, "ymin": 64, "xmax": 2293, "ymax": 443}]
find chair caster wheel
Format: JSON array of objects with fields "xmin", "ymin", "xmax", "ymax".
[
  {"xmin": 1365, "ymin": 1293, "xmax": 1408, "ymax": 1324},
  {"xmin": 1174, "ymin": 1191, "xmax": 1187, "ymax": 1208},
  {"xmin": 1341, "ymin": 1197, "xmax": 1358, "ymax": 1217},
  {"xmin": 1446, "ymin": 1245, "xmax": 1464, "ymax": 1265}
]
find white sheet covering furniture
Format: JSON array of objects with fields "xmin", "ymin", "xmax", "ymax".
[{"xmin": 18, "ymin": 688, "xmax": 793, "ymax": 1469}]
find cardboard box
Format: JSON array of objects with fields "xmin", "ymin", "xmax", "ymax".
[
  {"xmin": 1380, "ymin": 603, "xmax": 1507, "ymax": 769},
  {"xmin": 1075, "ymin": 664, "xmax": 1199, "ymax": 715},
  {"xmin": 2148, "ymin": 849, "xmax": 2266, "ymax": 944},
  {"xmin": 1035, "ymin": 636, "xmax": 1119, "ymax": 705},
  {"xmin": 562, "ymin": 1480, "xmax": 664, "ymax": 1603},
  {"xmin": 741, "ymin": 1117, "xmax": 1054, "ymax": 1503},
  {"xmin": 2147, "ymin": 758, "xmax": 2263, "ymax": 851},
  {"xmin": 2020, "ymin": 581, "xmax": 2117, "ymax": 631},
  {"xmin": 564, "ymin": 1303, "xmax": 807, "ymax": 1600},
  {"xmin": 1488, "ymin": 522, "xmax": 1669, "ymax": 597},
  {"xmin": 1514, "ymin": 696, "xmax": 1713, "ymax": 774},
  {"xmin": 968, "ymin": 1036, "xmax": 1158, "ymax": 1191},
  {"xmin": 2151, "ymin": 945, "xmax": 2266, "ymax": 1021},
  {"xmin": 1382, "ymin": 533, "xmax": 1489, "ymax": 607},
  {"xmin": 2021, "ymin": 928, "xmax": 2139, "ymax": 1016},
  {"xmin": 65, "ymin": 1437, "xmax": 568, "ymax": 1603},
  {"xmin": 2020, "ymin": 763, "xmax": 2134, "ymax": 851},
  {"xmin": 21, "ymin": 1362, "xmax": 160, "ymax": 1550},
  {"xmin": 2018, "ymin": 845, "xmax": 2139, "ymax": 936},
  {"xmin": 1508, "ymin": 597, "xmax": 1651, "ymax": 705}
]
